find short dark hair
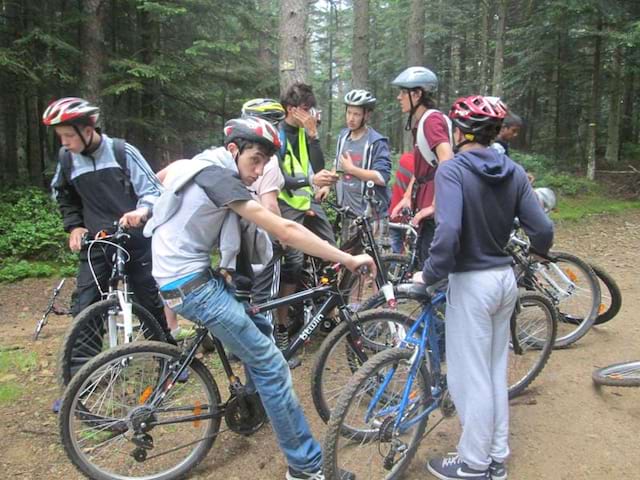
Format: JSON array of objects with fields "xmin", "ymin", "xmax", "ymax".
[
  {"xmin": 225, "ymin": 138, "xmax": 276, "ymax": 158},
  {"xmin": 503, "ymin": 113, "xmax": 523, "ymax": 128},
  {"xmin": 281, "ymin": 83, "xmax": 317, "ymax": 110}
]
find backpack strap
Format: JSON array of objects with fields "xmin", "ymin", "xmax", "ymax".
[
  {"xmin": 58, "ymin": 147, "xmax": 73, "ymax": 185},
  {"xmin": 111, "ymin": 137, "xmax": 132, "ymax": 195},
  {"xmin": 415, "ymin": 110, "xmax": 453, "ymax": 166}
]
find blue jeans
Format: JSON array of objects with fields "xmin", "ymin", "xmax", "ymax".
[
  {"xmin": 172, "ymin": 275, "xmax": 322, "ymax": 472},
  {"xmin": 389, "ymin": 226, "xmax": 405, "ymax": 254}
]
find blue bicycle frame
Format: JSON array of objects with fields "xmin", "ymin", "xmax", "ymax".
[{"xmin": 364, "ymin": 289, "xmax": 447, "ymax": 433}]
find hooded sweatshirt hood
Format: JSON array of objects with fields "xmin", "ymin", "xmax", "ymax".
[{"xmin": 455, "ymin": 146, "xmax": 515, "ymax": 184}]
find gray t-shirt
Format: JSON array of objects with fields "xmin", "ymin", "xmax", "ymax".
[
  {"xmin": 152, "ymin": 165, "xmax": 252, "ymax": 287},
  {"xmin": 337, "ymin": 134, "xmax": 367, "ymax": 214}
]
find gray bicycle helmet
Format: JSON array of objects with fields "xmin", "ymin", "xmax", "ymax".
[
  {"xmin": 535, "ymin": 187, "xmax": 557, "ymax": 213},
  {"xmin": 391, "ymin": 66, "xmax": 438, "ymax": 93},
  {"xmin": 344, "ymin": 89, "xmax": 377, "ymax": 110}
]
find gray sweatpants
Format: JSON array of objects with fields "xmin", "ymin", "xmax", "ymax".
[{"xmin": 445, "ymin": 265, "xmax": 517, "ymax": 470}]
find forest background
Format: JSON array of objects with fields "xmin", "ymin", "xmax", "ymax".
[{"xmin": 0, "ymin": 0, "xmax": 639, "ymax": 280}]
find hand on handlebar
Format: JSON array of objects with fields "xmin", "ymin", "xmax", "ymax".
[
  {"xmin": 345, "ymin": 254, "xmax": 377, "ymax": 279},
  {"xmin": 411, "ymin": 271, "xmax": 425, "ymax": 284},
  {"xmin": 390, "ymin": 197, "xmax": 411, "ymax": 219},
  {"xmin": 409, "ymin": 205, "xmax": 434, "ymax": 227},
  {"xmin": 69, "ymin": 227, "xmax": 89, "ymax": 253}
]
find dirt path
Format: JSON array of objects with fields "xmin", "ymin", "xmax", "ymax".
[{"xmin": 1, "ymin": 211, "xmax": 639, "ymax": 479}]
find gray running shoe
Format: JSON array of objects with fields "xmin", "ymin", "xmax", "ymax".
[
  {"xmin": 427, "ymin": 454, "xmax": 489, "ymax": 480},
  {"xmin": 489, "ymin": 460, "xmax": 507, "ymax": 480}
]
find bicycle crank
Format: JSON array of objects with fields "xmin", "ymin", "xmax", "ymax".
[{"xmin": 224, "ymin": 392, "xmax": 266, "ymax": 436}]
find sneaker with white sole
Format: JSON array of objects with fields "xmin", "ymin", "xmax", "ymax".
[
  {"xmin": 489, "ymin": 460, "xmax": 507, "ymax": 480},
  {"xmin": 427, "ymin": 454, "xmax": 489, "ymax": 480},
  {"xmin": 286, "ymin": 466, "xmax": 355, "ymax": 480}
]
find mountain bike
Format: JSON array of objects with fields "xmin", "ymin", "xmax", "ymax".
[
  {"xmin": 322, "ymin": 282, "xmax": 557, "ymax": 480},
  {"xmin": 58, "ymin": 263, "xmax": 412, "ymax": 480},
  {"xmin": 33, "ymin": 278, "xmax": 71, "ymax": 340},
  {"xmin": 507, "ymin": 225, "xmax": 600, "ymax": 347},
  {"xmin": 58, "ymin": 224, "xmax": 166, "ymax": 385}
]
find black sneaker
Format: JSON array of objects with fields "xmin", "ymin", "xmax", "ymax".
[
  {"xmin": 489, "ymin": 460, "xmax": 507, "ymax": 480},
  {"xmin": 427, "ymin": 454, "xmax": 489, "ymax": 480},
  {"xmin": 286, "ymin": 467, "xmax": 355, "ymax": 480}
]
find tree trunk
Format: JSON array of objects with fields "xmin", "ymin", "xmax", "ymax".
[
  {"xmin": 586, "ymin": 15, "xmax": 603, "ymax": 181},
  {"xmin": 478, "ymin": 0, "xmax": 489, "ymax": 94},
  {"xmin": 256, "ymin": 0, "xmax": 278, "ymax": 94},
  {"xmin": 80, "ymin": 0, "xmax": 106, "ymax": 104},
  {"xmin": 605, "ymin": 45, "xmax": 623, "ymax": 165},
  {"xmin": 0, "ymin": 0, "xmax": 20, "ymax": 183},
  {"xmin": 279, "ymin": 0, "xmax": 310, "ymax": 93},
  {"xmin": 620, "ymin": 54, "xmax": 634, "ymax": 145},
  {"xmin": 352, "ymin": 0, "xmax": 369, "ymax": 88},
  {"xmin": 407, "ymin": 0, "xmax": 425, "ymax": 66},
  {"xmin": 491, "ymin": 0, "xmax": 507, "ymax": 97}
]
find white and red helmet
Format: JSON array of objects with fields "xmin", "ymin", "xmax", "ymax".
[
  {"xmin": 224, "ymin": 117, "xmax": 281, "ymax": 152},
  {"xmin": 42, "ymin": 97, "xmax": 100, "ymax": 127}
]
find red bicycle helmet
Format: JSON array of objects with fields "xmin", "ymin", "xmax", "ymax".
[
  {"xmin": 449, "ymin": 95, "xmax": 507, "ymax": 135},
  {"xmin": 42, "ymin": 97, "xmax": 100, "ymax": 127},
  {"xmin": 224, "ymin": 117, "xmax": 281, "ymax": 152}
]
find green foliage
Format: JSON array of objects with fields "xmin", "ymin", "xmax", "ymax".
[
  {"xmin": 0, "ymin": 350, "xmax": 38, "ymax": 404},
  {"xmin": 552, "ymin": 194, "xmax": 640, "ymax": 221},
  {"xmin": 511, "ymin": 151, "xmax": 596, "ymax": 196},
  {"xmin": 0, "ymin": 188, "xmax": 75, "ymax": 282}
]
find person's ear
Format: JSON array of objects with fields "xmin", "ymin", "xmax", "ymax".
[{"xmin": 227, "ymin": 142, "xmax": 238, "ymax": 156}]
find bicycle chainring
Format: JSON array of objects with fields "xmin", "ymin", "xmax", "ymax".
[{"xmin": 224, "ymin": 393, "xmax": 267, "ymax": 436}]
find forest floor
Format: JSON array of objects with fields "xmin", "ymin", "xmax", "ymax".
[{"xmin": 1, "ymin": 210, "xmax": 639, "ymax": 480}]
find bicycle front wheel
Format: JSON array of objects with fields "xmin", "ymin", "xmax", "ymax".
[
  {"xmin": 311, "ymin": 310, "xmax": 414, "ymax": 423},
  {"xmin": 59, "ymin": 298, "xmax": 166, "ymax": 385},
  {"xmin": 323, "ymin": 348, "xmax": 432, "ymax": 480},
  {"xmin": 508, "ymin": 293, "xmax": 557, "ymax": 398},
  {"xmin": 59, "ymin": 341, "xmax": 221, "ymax": 480},
  {"xmin": 592, "ymin": 361, "xmax": 640, "ymax": 387},
  {"xmin": 536, "ymin": 251, "xmax": 600, "ymax": 348}
]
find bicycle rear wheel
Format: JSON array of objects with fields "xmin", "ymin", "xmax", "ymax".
[
  {"xmin": 311, "ymin": 310, "xmax": 413, "ymax": 423},
  {"xmin": 59, "ymin": 341, "xmax": 221, "ymax": 480},
  {"xmin": 359, "ymin": 282, "xmax": 428, "ymax": 320},
  {"xmin": 536, "ymin": 251, "xmax": 599, "ymax": 348},
  {"xmin": 508, "ymin": 293, "xmax": 557, "ymax": 398},
  {"xmin": 323, "ymin": 348, "xmax": 432, "ymax": 480},
  {"xmin": 592, "ymin": 361, "xmax": 640, "ymax": 387},
  {"xmin": 59, "ymin": 298, "xmax": 166, "ymax": 385},
  {"xmin": 589, "ymin": 263, "xmax": 622, "ymax": 325}
]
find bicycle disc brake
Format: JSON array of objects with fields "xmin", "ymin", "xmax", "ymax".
[{"xmin": 224, "ymin": 392, "xmax": 266, "ymax": 436}]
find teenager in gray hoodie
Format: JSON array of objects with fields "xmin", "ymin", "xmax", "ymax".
[{"xmin": 418, "ymin": 96, "xmax": 554, "ymax": 480}]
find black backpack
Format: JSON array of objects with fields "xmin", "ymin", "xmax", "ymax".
[{"xmin": 58, "ymin": 137, "xmax": 131, "ymax": 193}]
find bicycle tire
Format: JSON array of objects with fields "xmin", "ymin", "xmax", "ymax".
[
  {"xmin": 508, "ymin": 293, "xmax": 557, "ymax": 398},
  {"xmin": 59, "ymin": 341, "xmax": 221, "ymax": 480},
  {"xmin": 592, "ymin": 361, "xmax": 640, "ymax": 387},
  {"xmin": 59, "ymin": 297, "xmax": 166, "ymax": 386},
  {"xmin": 323, "ymin": 347, "xmax": 431, "ymax": 479},
  {"xmin": 311, "ymin": 310, "xmax": 414, "ymax": 423},
  {"xmin": 537, "ymin": 251, "xmax": 600, "ymax": 348},
  {"xmin": 589, "ymin": 263, "xmax": 622, "ymax": 325},
  {"xmin": 339, "ymin": 254, "xmax": 413, "ymax": 311}
]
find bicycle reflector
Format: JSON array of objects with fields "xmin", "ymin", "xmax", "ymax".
[
  {"xmin": 193, "ymin": 401, "xmax": 202, "ymax": 427},
  {"xmin": 564, "ymin": 268, "xmax": 578, "ymax": 282},
  {"xmin": 139, "ymin": 386, "xmax": 153, "ymax": 404}
]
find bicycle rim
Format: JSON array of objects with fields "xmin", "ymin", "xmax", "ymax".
[
  {"xmin": 312, "ymin": 311, "xmax": 413, "ymax": 423},
  {"xmin": 508, "ymin": 294, "xmax": 557, "ymax": 398},
  {"xmin": 324, "ymin": 348, "xmax": 431, "ymax": 480},
  {"xmin": 60, "ymin": 342, "xmax": 220, "ymax": 480},
  {"xmin": 61, "ymin": 298, "xmax": 165, "ymax": 385},
  {"xmin": 592, "ymin": 361, "xmax": 640, "ymax": 387},
  {"xmin": 535, "ymin": 252, "xmax": 599, "ymax": 347}
]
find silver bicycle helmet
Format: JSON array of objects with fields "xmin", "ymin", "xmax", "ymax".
[
  {"xmin": 344, "ymin": 89, "xmax": 377, "ymax": 110},
  {"xmin": 535, "ymin": 187, "xmax": 557, "ymax": 213},
  {"xmin": 391, "ymin": 66, "xmax": 438, "ymax": 92}
]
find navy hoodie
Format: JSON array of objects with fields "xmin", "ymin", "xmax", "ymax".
[{"xmin": 422, "ymin": 147, "xmax": 554, "ymax": 284}]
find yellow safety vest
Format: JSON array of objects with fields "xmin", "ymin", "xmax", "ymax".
[{"xmin": 278, "ymin": 128, "xmax": 314, "ymax": 211}]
